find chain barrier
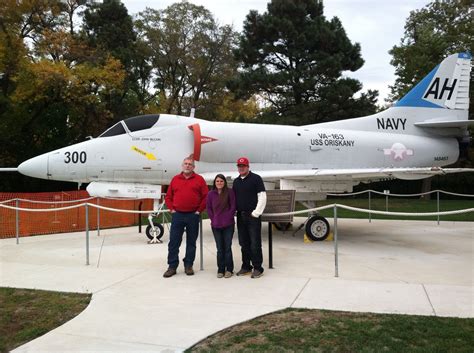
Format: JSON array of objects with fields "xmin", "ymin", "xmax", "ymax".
[
  {"xmin": 1, "ymin": 201, "xmax": 472, "ymax": 217},
  {"xmin": 0, "ymin": 194, "xmax": 166, "ymax": 205},
  {"xmin": 327, "ymin": 189, "xmax": 474, "ymax": 198},
  {"xmin": 2, "ymin": 198, "xmax": 472, "ymax": 272},
  {"xmin": 1, "ymin": 190, "xmax": 472, "ymax": 248}
]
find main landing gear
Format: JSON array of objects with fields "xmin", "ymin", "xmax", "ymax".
[
  {"xmin": 288, "ymin": 215, "xmax": 330, "ymax": 241},
  {"xmin": 290, "ymin": 201, "xmax": 331, "ymax": 241},
  {"xmin": 305, "ymin": 215, "xmax": 330, "ymax": 241}
]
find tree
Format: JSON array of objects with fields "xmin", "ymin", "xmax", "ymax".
[
  {"xmin": 0, "ymin": 0, "xmax": 126, "ymax": 192},
  {"xmin": 0, "ymin": 0, "xmax": 66, "ymax": 167},
  {"xmin": 388, "ymin": 0, "xmax": 473, "ymax": 108},
  {"xmin": 83, "ymin": 0, "xmax": 136, "ymax": 68},
  {"xmin": 61, "ymin": 0, "xmax": 88, "ymax": 35},
  {"xmin": 232, "ymin": 0, "xmax": 378, "ymax": 125},
  {"xmin": 136, "ymin": 3, "xmax": 255, "ymax": 120},
  {"xmin": 82, "ymin": 0, "xmax": 142, "ymax": 119}
]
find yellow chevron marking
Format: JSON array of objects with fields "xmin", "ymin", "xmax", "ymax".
[{"xmin": 131, "ymin": 146, "xmax": 157, "ymax": 160}]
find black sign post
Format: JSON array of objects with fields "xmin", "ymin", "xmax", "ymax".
[
  {"xmin": 261, "ymin": 190, "xmax": 296, "ymax": 269},
  {"xmin": 268, "ymin": 223, "xmax": 273, "ymax": 268}
]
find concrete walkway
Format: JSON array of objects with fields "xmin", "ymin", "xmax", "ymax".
[{"xmin": 1, "ymin": 218, "xmax": 472, "ymax": 352}]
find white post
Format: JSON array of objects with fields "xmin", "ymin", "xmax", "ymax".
[{"xmin": 384, "ymin": 190, "xmax": 390, "ymax": 212}]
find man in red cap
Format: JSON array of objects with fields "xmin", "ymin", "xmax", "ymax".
[{"xmin": 232, "ymin": 157, "xmax": 267, "ymax": 278}]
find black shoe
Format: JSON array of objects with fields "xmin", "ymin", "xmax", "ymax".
[
  {"xmin": 251, "ymin": 269, "xmax": 264, "ymax": 278},
  {"xmin": 163, "ymin": 268, "xmax": 177, "ymax": 278},
  {"xmin": 236, "ymin": 268, "xmax": 252, "ymax": 276}
]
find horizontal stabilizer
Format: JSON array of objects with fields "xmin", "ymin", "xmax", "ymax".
[{"xmin": 414, "ymin": 120, "xmax": 474, "ymax": 128}]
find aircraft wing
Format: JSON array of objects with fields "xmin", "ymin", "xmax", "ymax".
[{"xmin": 201, "ymin": 167, "xmax": 474, "ymax": 183}]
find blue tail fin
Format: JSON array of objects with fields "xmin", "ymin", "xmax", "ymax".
[{"xmin": 395, "ymin": 52, "xmax": 471, "ymax": 110}]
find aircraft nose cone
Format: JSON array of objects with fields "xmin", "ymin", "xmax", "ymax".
[{"xmin": 18, "ymin": 154, "xmax": 49, "ymax": 180}]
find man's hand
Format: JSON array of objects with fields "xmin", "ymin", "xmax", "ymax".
[{"xmin": 251, "ymin": 211, "xmax": 260, "ymax": 218}]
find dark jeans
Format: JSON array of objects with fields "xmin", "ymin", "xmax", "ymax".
[
  {"xmin": 212, "ymin": 225, "xmax": 234, "ymax": 273},
  {"xmin": 167, "ymin": 212, "xmax": 200, "ymax": 269},
  {"xmin": 237, "ymin": 212, "xmax": 263, "ymax": 272}
]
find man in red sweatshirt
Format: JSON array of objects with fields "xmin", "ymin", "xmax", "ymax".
[{"xmin": 163, "ymin": 157, "xmax": 208, "ymax": 278}]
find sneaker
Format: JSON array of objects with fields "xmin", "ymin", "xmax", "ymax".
[
  {"xmin": 251, "ymin": 269, "xmax": 263, "ymax": 278},
  {"xmin": 217, "ymin": 272, "xmax": 224, "ymax": 278},
  {"xmin": 163, "ymin": 268, "xmax": 177, "ymax": 278},
  {"xmin": 185, "ymin": 266, "xmax": 194, "ymax": 276},
  {"xmin": 224, "ymin": 271, "xmax": 233, "ymax": 278},
  {"xmin": 236, "ymin": 268, "xmax": 252, "ymax": 276}
]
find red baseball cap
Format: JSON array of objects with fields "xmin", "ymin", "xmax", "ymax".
[{"xmin": 236, "ymin": 157, "xmax": 249, "ymax": 166}]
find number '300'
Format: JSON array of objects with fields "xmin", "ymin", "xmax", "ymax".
[{"xmin": 64, "ymin": 151, "xmax": 87, "ymax": 164}]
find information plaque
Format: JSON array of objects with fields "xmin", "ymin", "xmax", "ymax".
[{"xmin": 261, "ymin": 190, "xmax": 296, "ymax": 223}]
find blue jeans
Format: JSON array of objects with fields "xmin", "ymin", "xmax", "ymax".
[
  {"xmin": 212, "ymin": 225, "xmax": 234, "ymax": 273},
  {"xmin": 237, "ymin": 212, "xmax": 263, "ymax": 272},
  {"xmin": 167, "ymin": 212, "xmax": 200, "ymax": 269}
]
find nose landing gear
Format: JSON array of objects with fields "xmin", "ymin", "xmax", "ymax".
[
  {"xmin": 145, "ymin": 199, "xmax": 168, "ymax": 243},
  {"xmin": 146, "ymin": 217, "xmax": 164, "ymax": 243}
]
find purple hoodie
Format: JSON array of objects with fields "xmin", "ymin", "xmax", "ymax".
[{"xmin": 206, "ymin": 189, "xmax": 236, "ymax": 228}]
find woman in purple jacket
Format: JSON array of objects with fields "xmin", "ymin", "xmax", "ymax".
[{"xmin": 206, "ymin": 174, "xmax": 236, "ymax": 278}]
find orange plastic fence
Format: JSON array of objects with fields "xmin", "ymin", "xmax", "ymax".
[{"xmin": 0, "ymin": 191, "xmax": 154, "ymax": 238}]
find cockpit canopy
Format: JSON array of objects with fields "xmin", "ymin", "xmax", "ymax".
[{"xmin": 99, "ymin": 115, "xmax": 160, "ymax": 137}]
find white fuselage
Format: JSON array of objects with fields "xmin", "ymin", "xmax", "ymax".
[{"xmin": 18, "ymin": 114, "xmax": 459, "ymax": 185}]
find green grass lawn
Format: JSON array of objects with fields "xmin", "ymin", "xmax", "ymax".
[
  {"xmin": 301, "ymin": 198, "xmax": 474, "ymax": 222},
  {"xmin": 0, "ymin": 287, "xmax": 91, "ymax": 353},
  {"xmin": 188, "ymin": 308, "xmax": 474, "ymax": 353}
]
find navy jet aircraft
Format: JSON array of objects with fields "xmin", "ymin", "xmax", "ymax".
[{"xmin": 6, "ymin": 52, "xmax": 474, "ymax": 240}]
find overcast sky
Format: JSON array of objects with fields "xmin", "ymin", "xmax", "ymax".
[{"xmin": 122, "ymin": 0, "xmax": 431, "ymax": 104}]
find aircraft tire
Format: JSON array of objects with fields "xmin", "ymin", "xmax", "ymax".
[
  {"xmin": 305, "ymin": 216, "xmax": 330, "ymax": 241},
  {"xmin": 145, "ymin": 223, "xmax": 164, "ymax": 241}
]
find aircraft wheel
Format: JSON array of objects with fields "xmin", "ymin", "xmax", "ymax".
[
  {"xmin": 273, "ymin": 222, "xmax": 292, "ymax": 231},
  {"xmin": 305, "ymin": 216, "xmax": 330, "ymax": 241},
  {"xmin": 145, "ymin": 223, "xmax": 164, "ymax": 241}
]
